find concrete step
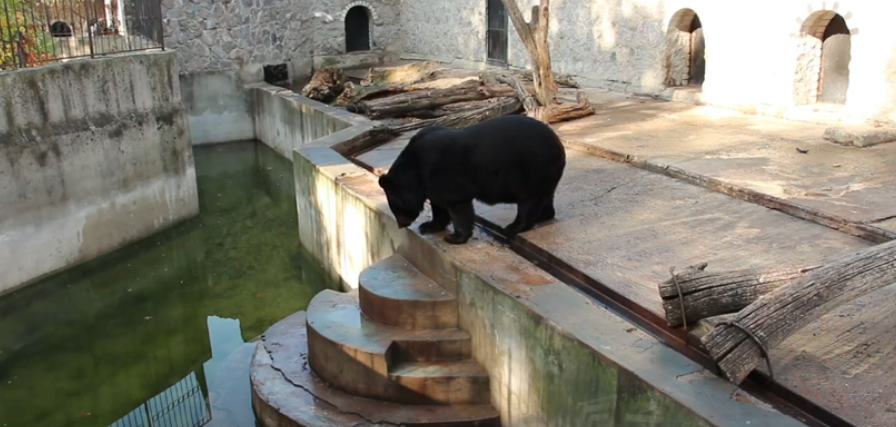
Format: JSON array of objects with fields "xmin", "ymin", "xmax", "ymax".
[
  {"xmin": 389, "ymin": 361, "xmax": 491, "ymax": 405},
  {"xmin": 307, "ymin": 290, "xmax": 488, "ymax": 404},
  {"xmin": 359, "ymin": 254, "xmax": 457, "ymax": 329},
  {"xmin": 254, "ymin": 310, "xmax": 501, "ymax": 427}
]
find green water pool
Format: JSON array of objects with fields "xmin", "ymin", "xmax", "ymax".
[{"xmin": 0, "ymin": 141, "xmax": 339, "ymax": 427}]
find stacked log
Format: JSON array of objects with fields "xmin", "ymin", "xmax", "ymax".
[{"xmin": 299, "ymin": 61, "xmax": 593, "ymax": 126}]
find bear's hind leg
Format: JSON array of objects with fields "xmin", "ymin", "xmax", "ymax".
[
  {"xmin": 419, "ymin": 203, "xmax": 451, "ymax": 234},
  {"xmin": 505, "ymin": 198, "xmax": 547, "ymax": 237},
  {"xmin": 445, "ymin": 201, "xmax": 475, "ymax": 245},
  {"xmin": 534, "ymin": 194, "xmax": 556, "ymax": 223}
]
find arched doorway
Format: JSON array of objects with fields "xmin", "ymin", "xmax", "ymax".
[
  {"xmin": 665, "ymin": 9, "xmax": 705, "ymax": 87},
  {"xmin": 345, "ymin": 6, "xmax": 371, "ymax": 52},
  {"xmin": 798, "ymin": 11, "xmax": 851, "ymax": 105}
]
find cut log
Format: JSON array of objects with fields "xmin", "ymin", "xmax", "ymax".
[
  {"xmin": 335, "ymin": 97, "xmax": 522, "ymax": 156},
  {"xmin": 360, "ymin": 61, "xmax": 446, "ymax": 86},
  {"xmin": 498, "ymin": 75, "xmax": 594, "ymax": 123},
  {"xmin": 404, "ymin": 98, "xmax": 513, "ymax": 119},
  {"xmin": 301, "ymin": 67, "xmax": 347, "ymax": 103},
  {"xmin": 381, "ymin": 97, "xmax": 522, "ymax": 134},
  {"xmin": 353, "ymin": 81, "xmax": 526, "ymax": 119},
  {"xmin": 659, "ymin": 264, "xmax": 822, "ymax": 328},
  {"xmin": 334, "ymin": 76, "xmax": 480, "ymax": 107},
  {"xmin": 426, "ymin": 68, "xmax": 579, "ymax": 89},
  {"xmin": 701, "ymin": 239, "xmax": 896, "ymax": 384},
  {"xmin": 541, "ymin": 91, "xmax": 595, "ymax": 123}
]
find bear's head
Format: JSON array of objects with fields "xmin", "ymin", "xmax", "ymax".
[{"xmin": 378, "ymin": 172, "xmax": 426, "ymax": 229}]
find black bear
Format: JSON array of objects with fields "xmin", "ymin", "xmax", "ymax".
[{"xmin": 378, "ymin": 115, "xmax": 566, "ymax": 245}]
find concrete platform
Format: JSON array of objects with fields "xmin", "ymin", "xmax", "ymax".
[
  {"xmin": 251, "ymin": 311, "xmax": 500, "ymax": 427},
  {"xmin": 554, "ymin": 89, "xmax": 896, "ymax": 240},
  {"xmin": 350, "ymin": 128, "xmax": 895, "ymax": 426}
]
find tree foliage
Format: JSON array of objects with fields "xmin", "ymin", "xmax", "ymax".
[{"xmin": 1, "ymin": 0, "xmax": 56, "ymax": 70}]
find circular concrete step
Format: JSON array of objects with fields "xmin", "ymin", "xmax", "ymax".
[
  {"xmin": 389, "ymin": 361, "xmax": 491, "ymax": 405},
  {"xmin": 307, "ymin": 290, "xmax": 487, "ymax": 404},
  {"xmin": 359, "ymin": 254, "xmax": 458, "ymax": 329},
  {"xmin": 253, "ymin": 311, "xmax": 500, "ymax": 427}
]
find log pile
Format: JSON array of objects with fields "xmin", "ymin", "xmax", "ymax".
[
  {"xmin": 658, "ymin": 239, "xmax": 896, "ymax": 385},
  {"xmin": 300, "ymin": 61, "xmax": 594, "ymax": 128}
]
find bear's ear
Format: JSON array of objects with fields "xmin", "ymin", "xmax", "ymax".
[{"xmin": 378, "ymin": 174, "xmax": 392, "ymax": 189}]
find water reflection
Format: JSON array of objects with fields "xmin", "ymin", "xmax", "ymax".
[{"xmin": 0, "ymin": 141, "xmax": 338, "ymax": 427}]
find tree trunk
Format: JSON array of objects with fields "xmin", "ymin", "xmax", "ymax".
[
  {"xmin": 404, "ymin": 98, "xmax": 517, "ymax": 119},
  {"xmin": 499, "ymin": 75, "xmax": 594, "ymax": 123},
  {"xmin": 500, "ymin": 0, "xmax": 559, "ymax": 106},
  {"xmin": 659, "ymin": 264, "xmax": 821, "ymax": 328},
  {"xmin": 701, "ymin": 239, "xmax": 896, "ymax": 384},
  {"xmin": 426, "ymin": 68, "xmax": 579, "ymax": 89},
  {"xmin": 301, "ymin": 67, "xmax": 348, "ymax": 103},
  {"xmin": 379, "ymin": 97, "xmax": 522, "ymax": 134},
  {"xmin": 334, "ymin": 97, "xmax": 522, "ymax": 157},
  {"xmin": 360, "ymin": 61, "xmax": 446, "ymax": 86},
  {"xmin": 335, "ymin": 77, "xmax": 480, "ymax": 107},
  {"xmin": 353, "ymin": 81, "xmax": 526, "ymax": 119}
]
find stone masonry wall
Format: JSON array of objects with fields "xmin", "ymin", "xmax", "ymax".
[
  {"xmin": 397, "ymin": 0, "xmax": 896, "ymax": 122},
  {"xmin": 161, "ymin": 0, "xmax": 315, "ymax": 73},
  {"xmin": 161, "ymin": 0, "xmax": 401, "ymax": 75}
]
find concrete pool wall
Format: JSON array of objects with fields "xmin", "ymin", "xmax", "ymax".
[{"xmin": 0, "ymin": 51, "xmax": 198, "ymax": 295}]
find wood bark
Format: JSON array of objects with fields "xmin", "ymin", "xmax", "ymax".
[
  {"xmin": 499, "ymin": 75, "xmax": 594, "ymax": 123},
  {"xmin": 426, "ymin": 68, "xmax": 579, "ymax": 89},
  {"xmin": 300, "ymin": 67, "xmax": 347, "ymax": 103},
  {"xmin": 334, "ymin": 76, "xmax": 480, "ymax": 107},
  {"xmin": 353, "ymin": 81, "xmax": 527, "ymax": 119},
  {"xmin": 336, "ymin": 97, "xmax": 522, "ymax": 157},
  {"xmin": 360, "ymin": 60, "xmax": 446, "ymax": 86},
  {"xmin": 701, "ymin": 239, "xmax": 896, "ymax": 384},
  {"xmin": 500, "ymin": 0, "xmax": 559, "ymax": 106},
  {"xmin": 404, "ymin": 98, "xmax": 516, "ymax": 119},
  {"xmin": 659, "ymin": 264, "xmax": 821, "ymax": 328},
  {"xmin": 375, "ymin": 97, "xmax": 522, "ymax": 134}
]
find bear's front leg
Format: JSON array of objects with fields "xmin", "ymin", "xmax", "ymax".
[
  {"xmin": 445, "ymin": 201, "xmax": 475, "ymax": 244},
  {"xmin": 419, "ymin": 202, "xmax": 451, "ymax": 234}
]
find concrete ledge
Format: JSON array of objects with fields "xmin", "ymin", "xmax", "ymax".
[
  {"xmin": 249, "ymin": 83, "xmax": 370, "ymax": 160},
  {"xmin": 560, "ymin": 136, "xmax": 896, "ymax": 245},
  {"xmin": 289, "ymin": 140, "xmax": 808, "ymax": 426},
  {"xmin": 824, "ymin": 125, "xmax": 896, "ymax": 148}
]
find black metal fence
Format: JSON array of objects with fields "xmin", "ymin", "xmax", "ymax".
[{"xmin": 0, "ymin": 0, "xmax": 165, "ymax": 71}]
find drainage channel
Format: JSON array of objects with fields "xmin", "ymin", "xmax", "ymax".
[{"xmin": 346, "ymin": 156, "xmax": 854, "ymax": 427}]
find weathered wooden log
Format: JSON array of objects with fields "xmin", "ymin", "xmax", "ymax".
[
  {"xmin": 427, "ymin": 68, "xmax": 579, "ymax": 89},
  {"xmin": 498, "ymin": 75, "xmax": 594, "ymax": 123},
  {"xmin": 701, "ymin": 239, "xmax": 896, "ymax": 384},
  {"xmin": 383, "ymin": 97, "xmax": 522, "ymax": 134},
  {"xmin": 334, "ymin": 97, "xmax": 522, "ymax": 157},
  {"xmin": 360, "ymin": 61, "xmax": 446, "ymax": 86},
  {"xmin": 541, "ymin": 91, "xmax": 595, "ymax": 123},
  {"xmin": 300, "ymin": 67, "xmax": 347, "ymax": 103},
  {"xmin": 334, "ymin": 76, "xmax": 480, "ymax": 107},
  {"xmin": 659, "ymin": 264, "xmax": 822, "ymax": 328},
  {"xmin": 404, "ymin": 98, "xmax": 514, "ymax": 119},
  {"xmin": 353, "ymin": 81, "xmax": 526, "ymax": 119}
]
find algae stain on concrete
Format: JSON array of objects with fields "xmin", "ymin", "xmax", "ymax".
[{"xmin": 0, "ymin": 141, "xmax": 338, "ymax": 427}]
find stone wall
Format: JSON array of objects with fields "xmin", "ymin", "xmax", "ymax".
[
  {"xmin": 161, "ymin": 0, "xmax": 401, "ymax": 77},
  {"xmin": 397, "ymin": 0, "xmax": 896, "ymax": 123},
  {"xmin": 0, "ymin": 51, "xmax": 198, "ymax": 295},
  {"xmin": 161, "ymin": 0, "xmax": 315, "ymax": 74}
]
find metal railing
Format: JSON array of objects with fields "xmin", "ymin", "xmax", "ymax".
[
  {"xmin": 107, "ymin": 372, "xmax": 212, "ymax": 427},
  {"xmin": 0, "ymin": 0, "xmax": 164, "ymax": 71}
]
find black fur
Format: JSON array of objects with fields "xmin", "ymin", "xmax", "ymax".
[{"xmin": 378, "ymin": 115, "xmax": 566, "ymax": 245}]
